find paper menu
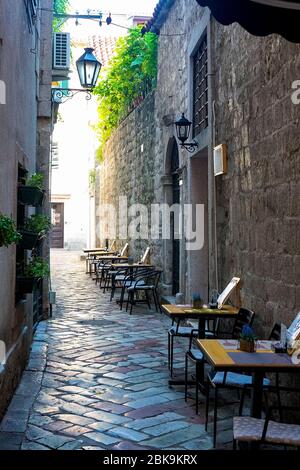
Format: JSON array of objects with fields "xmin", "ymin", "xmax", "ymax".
[
  {"xmin": 286, "ymin": 312, "xmax": 300, "ymax": 343},
  {"xmin": 217, "ymin": 277, "xmax": 240, "ymax": 309}
]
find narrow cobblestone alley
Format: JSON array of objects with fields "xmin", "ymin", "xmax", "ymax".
[{"xmin": 0, "ymin": 251, "xmax": 224, "ymax": 451}]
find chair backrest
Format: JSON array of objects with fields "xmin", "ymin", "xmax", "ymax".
[
  {"xmin": 232, "ymin": 308, "xmax": 255, "ymax": 339},
  {"xmin": 148, "ymin": 270, "xmax": 161, "ymax": 288},
  {"xmin": 120, "ymin": 243, "xmax": 129, "ymax": 257},
  {"xmin": 269, "ymin": 323, "xmax": 281, "ymax": 341}
]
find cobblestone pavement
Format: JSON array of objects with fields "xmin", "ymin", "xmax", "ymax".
[{"xmin": 0, "ymin": 251, "xmax": 238, "ymax": 450}]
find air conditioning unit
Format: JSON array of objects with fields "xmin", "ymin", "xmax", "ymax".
[{"xmin": 53, "ymin": 32, "xmax": 71, "ymax": 70}]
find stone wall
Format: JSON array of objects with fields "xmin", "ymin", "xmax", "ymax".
[
  {"xmin": 97, "ymin": 0, "xmax": 209, "ymax": 297},
  {"xmin": 96, "ymin": 0, "xmax": 299, "ymax": 332},
  {"xmin": 97, "ymin": 92, "xmax": 157, "ymax": 263},
  {"xmin": 212, "ymin": 22, "xmax": 300, "ymax": 334}
]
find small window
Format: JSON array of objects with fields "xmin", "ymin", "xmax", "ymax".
[
  {"xmin": 192, "ymin": 33, "xmax": 208, "ymax": 137},
  {"xmin": 51, "ymin": 141, "xmax": 59, "ymax": 169}
]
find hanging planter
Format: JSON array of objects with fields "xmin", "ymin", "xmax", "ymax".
[
  {"xmin": 18, "ymin": 186, "xmax": 45, "ymax": 206},
  {"xmin": 18, "ymin": 173, "xmax": 45, "ymax": 207},
  {"xmin": 16, "ymin": 257, "xmax": 49, "ymax": 294},
  {"xmin": 19, "ymin": 214, "xmax": 51, "ymax": 250},
  {"xmin": 16, "ymin": 276, "xmax": 39, "ymax": 294},
  {"xmin": 18, "ymin": 230, "xmax": 39, "ymax": 250}
]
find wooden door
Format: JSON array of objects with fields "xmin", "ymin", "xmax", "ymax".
[{"xmin": 51, "ymin": 203, "xmax": 64, "ymax": 248}]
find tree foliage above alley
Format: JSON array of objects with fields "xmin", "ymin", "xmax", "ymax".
[
  {"xmin": 53, "ymin": 0, "xmax": 70, "ymax": 32},
  {"xmin": 93, "ymin": 27, "xmax": 158, "ymax": 155}
]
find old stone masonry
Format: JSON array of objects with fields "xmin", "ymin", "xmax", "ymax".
[{"xmin": 0, "ymin": 251, "xmax": 236, "ymax": 450}]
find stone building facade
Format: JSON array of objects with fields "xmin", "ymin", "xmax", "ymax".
[
  {"xmin": 0, "ymin": 1, "xmax": 52, "ymax": 418},
  {"xmin": 96, "ymin": 0, "xmax": 299, "ymax": 336}
]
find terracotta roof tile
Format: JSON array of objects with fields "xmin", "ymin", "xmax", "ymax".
[{"xmin": 88, "ymin": 36, "xmax": 119, "ymax": 67}]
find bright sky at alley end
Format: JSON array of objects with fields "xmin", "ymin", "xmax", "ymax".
[{"xmin": 68, "ymin": 0, "xmax": 158, "ymax": 16}]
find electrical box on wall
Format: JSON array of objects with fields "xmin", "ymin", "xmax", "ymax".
[{"xmin": 214, "ymin": 144, "xmax": 227, "ymax": 176}]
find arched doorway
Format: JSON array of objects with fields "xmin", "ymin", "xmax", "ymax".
[{"xmin": 170, "ymin": 140, "xmax": 180, "ymax": 295}]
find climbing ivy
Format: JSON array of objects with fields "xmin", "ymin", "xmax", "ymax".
[
  {"xmin": 93, "ymin": 27, "xmax": 158, "ymax": 157},
  {"xmin": 53, "ymin": 0, "xmax": 70, "ymax": 32}
]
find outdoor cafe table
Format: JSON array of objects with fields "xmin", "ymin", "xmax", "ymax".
[
  {"xmin": 110, "ymin": 262, "xmax": 153, "ymax": 270},
  {"xmin": 162, "ymin": 304, "xmax": 239, "ymax": 339},
  {"xmin": 92, "ymin": 255, "xmax": 129, "ymax": 271},
  {"xmin": 197, "ymin": 339, "xmax": 300, "ymax": 418},
  {"xmin": 95, "ymin": 255, "xmax": 129, "ymax": 263},
  {"xmin": 84, "ymin": 249, "xmax": 117, "ymax": 274},
  {"xmin": 83, "ymin": 248, "xmax": 111, "ymax": 253},
  {"xmin": 162, "ymin": 304, "xmax": 239, "ymax": 386}
]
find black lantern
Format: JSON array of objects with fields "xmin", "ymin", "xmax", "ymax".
[
  {"xmin": 175, "ymin": 113, "xmax": 198, "ymax": 153},
  {"xmin": 52, "ymin": 47, "xmax": 102, "ymax": 104},
  {"xmin": 76, "ymin": 47, "xmax": 102, "ymax": 89}
]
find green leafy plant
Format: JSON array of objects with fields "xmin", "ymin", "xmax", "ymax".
[
  {"xmin": 53, "ymin": 0, "xmax": 70, "ymax": 32},
  {"xmin": 26, "ymin": 173, "xmax": 44, "ymax": 191},
  {"xmin": 0, "ymin": 213, "xmax": 21, "ymax": 247},
  {"xmin": 24, "ymin": 257, "xmax": 50, "ymax": 278},
  {"xmin": 89, "ymin": 169, "xmax": 97, "ymax": 191},
  {"xmin": 192, "ymin": 293, "xmax": 202, "ymax": 302},
  {"xmin": 93, "ymin": 26, "xmax": 158, "ymax": 151},
  {"xmin": 24, "ymin": 214, "xmax": 52, "ymax": 235},
  {"xmin": 240, "ymin": 325, "xmax": 257, "ymax": 342}
]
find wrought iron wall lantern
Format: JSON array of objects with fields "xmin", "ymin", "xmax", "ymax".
[
  {"xmin": 52, "ymin": 48, "xmax": 102, "ymax": 104},
  {"xmin": 175, "ymin": 113, "xmax": 199, "ymax": 153}
]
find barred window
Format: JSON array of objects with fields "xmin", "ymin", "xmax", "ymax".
[
  {"xmin": 24, "ymin": 0, "xmax": 39, "ymax": 33},
  {"xmin": 192, "ymin": 34, "xmax": 208, "ymax": 137}
]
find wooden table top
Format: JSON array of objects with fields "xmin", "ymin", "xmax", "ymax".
[
  {"xmin": 197, "ymin": 339, "xmax": 300, "ymax": 371},
  {"xmin": 111, "ymin": 263, "xmax": 154, "ymax": 269},
  {"xmin": 162, "ymin": 304, "xmax": 239, "ymax": 319},
  {"xmin": 83, "ymin": 248, "xmax": 110, "ymax": 253},
  {"xmin": 88, "ymin": 252, "xmax": 117, "ymax": 259},
  {"xmin": 95, "ymin": 255, "xmax": 128, "ymax": 260}
]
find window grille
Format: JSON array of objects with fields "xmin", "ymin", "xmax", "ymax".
[
  {"xmin": 193, "ymin": 34, "xmax": 208, "ymax": 137},
  {"xmin": 24, "ymin": 0, "xmax": 39, "ymax": 33}
]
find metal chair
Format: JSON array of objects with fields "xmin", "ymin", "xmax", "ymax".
[
  {"xmin": 111, "ymin": 266, "xmax": 154, "ymax": 304},
  {"xmin": 205, "ymin": 318, "xmax": 288, "ymax": 449},
  {"xmin": 126, "ymin": 270, "xmax": 162, "ymax": 315},
  {"xmin": 184, "ymin": 308, "xmax": 256, "ymax": 416}
]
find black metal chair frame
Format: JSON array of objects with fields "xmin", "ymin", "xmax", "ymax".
[
  {"xmin": 125, "ymin": 270, "xmax": 162, "ymax": 315},
  {"xmin": 205, "ymin": 320, "xmax": 286, "ymax": 448}
]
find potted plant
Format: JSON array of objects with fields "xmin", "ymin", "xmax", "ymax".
[
  {"xmin": 16, "ymin": 256, "xmax": 49, "ymax": 294},
  {"xmin": 0, "ymin": 213, "xmax": 21, "ymax": 247},
  {"xmin": 239, "ymin": 325, "xmax": 257, "ymax": 353},
  {"xmin": 192, "ymin": 293, "xmax": 203, "ymax": 309},
  {"xmin": 18, "ymin": 173, "xmax": 45, "ymax": 206},
  {"xmin": 19, "ymin": 214, "xmax": 52, "ymax": 250}
]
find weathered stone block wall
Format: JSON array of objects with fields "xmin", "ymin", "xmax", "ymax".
[
  {"xmin": 98, "ymin": 93, "xmax": 157, "ymax": 263},
  {"xmin": 212, "ymin": 22, "xmax": 300, "ymax": 334},
  {"xmin": 153, "ymin": 1, "xmax": 209, "ymax": 296},
  {"xmin": 97, "ymin": 0, "xmax": 208, "ymax": 288},
  {"xmin": 96, "ymin": 0, "xmax": 299, "ymax": 326}
]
